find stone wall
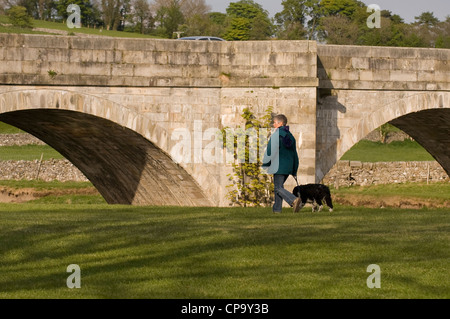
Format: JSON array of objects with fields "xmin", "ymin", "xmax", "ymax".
[
  {"xmin": 0, "ymin": 159, "xmax": 88, "ymax": 182},
  {"xmin": 322, "ymin": 160, "xmax": 449, "ymax": 188},
  {"xmin": 0, "ymin": 157, "xmax": 447, "ymax": 189}
]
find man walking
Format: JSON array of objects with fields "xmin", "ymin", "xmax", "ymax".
[{"xmin": 262, "ymin": 114, "xmax": 302, "ymax": 213}]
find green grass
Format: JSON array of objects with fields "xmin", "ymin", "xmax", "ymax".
[
  {"xmin": 0, "ymin": 15, "xmax": 163, "ymax": 38},
  {"xmin": 0, "ymin": 122, "xmax": 24, "ymax": 134},
  {"xmin": 0, "ymin": 145, "xmax": 64, "ymax": 160},
  {"xmin": 0, "ymin": 203, "xmax": 448, "ymax": 299},
  {"xmin": 341, "ymin": 140, "xmax": 435, "ymax": 162},
  {"xmin": 0, "ymin": 179, "xmax": 93, "ymax": 190}
]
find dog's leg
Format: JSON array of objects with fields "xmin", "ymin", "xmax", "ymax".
[
  {"xmin": 297, "ymin": 202, "xmax": 305, "ymax": 212},
  {"xmin": 325, "ymin": 193, "xmax": 334, "ymax": 212},
  {"xmin": 316, "ymin": 198, "xmax": 324, "ymax": 212}
]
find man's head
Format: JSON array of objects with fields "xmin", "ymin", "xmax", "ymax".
[{"xmin": 273, "ymin": 114, "xmax": 288, "ymax": 128}]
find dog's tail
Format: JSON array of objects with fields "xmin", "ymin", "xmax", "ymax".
[{"xmin": 325, "ymin": 188, "xmax": 334, "ymax": 212}]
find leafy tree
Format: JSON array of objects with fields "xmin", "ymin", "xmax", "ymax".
[
  {"xmin": 176, "ymin": 0, "xmax": 213, "ymax": 37},
  {"xmin": 409, "ymin": 11, "xmax": 443, "ymax": 47},
  {"xmin": 319, "ymin": 15, "xmax": 358, "ymax": 44},
  {"xmin": 178, "ymin": 11, "xmax": 227, "ymax": 37},
  {"xmin": 206, "ymin": 11, "xmax": 227, "ymax": 36},
  {"xmin": 101, "ymin": 0, "xmax": 130, "ymax": 30},
  {"xmin": 128, "ymin": 0, "xmax": 153, "ymax": 34},
  {"xmin": 435, "ymin": 16, "xmax": 450, "ymax": 48},
  {"xmin": 14, "ymin": 0, "xmax": 56, "ymax": 20},
  {"xmin": 315, "ymin": 0, "xmax": 366, "ymax": 43},
  {"xmin": 358, "ymin": 14, "xmax": 428, "ymax": 48},
  {"xmin": 319, "ymin": 0, "xmax": 365, "ymax": 20},
  {"xmin": 222, "ymin": 0, "xmax": 273, "ymax": 40},
  {"xmin": 415, "ymin": 11, "xmax": 439, "ymax": 27},
  {"xmin": 224, "ymin": 106, "xmax": 274, "ymax": 207},
  {"xmin": 274, "ymin": 0, "xmax": 308, "ymax": 39},
  {"xmin": 7, "ymin": 5, "xmax": 33, "ymax": 28},
  {"xmin": 154, "ymin": 0, "xmax": 184, "ymax": 38},
  {"xmin": 179, "ymin": 0, "xmax": 210, "ymax": 21},
  {"xmin": 305, "ymin": 0, "xmax": 324, "ymax": 40}
]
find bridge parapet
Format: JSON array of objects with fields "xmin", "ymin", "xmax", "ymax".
[
  {"xmin": 318, "ymin": 45, "xmax": 450, "ymax": 91},
  {"xmin": 0, "ymin": 34, "xmax": 318, "ymax": 88}
]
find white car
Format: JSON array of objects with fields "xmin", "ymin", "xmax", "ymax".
[{"xmin": 178, "ymin": 36, "xmax": 225, "ymax": 41}]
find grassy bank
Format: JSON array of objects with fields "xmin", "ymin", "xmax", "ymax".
[
  {"xmin": 341, "ymin": 140, "xmax": 435, "ymax": 162},
  {"xmin": 0, "ymin": 145, "xmax": 64, "ymax": 160},
  {"xmin": 0, "ymin": 14, "xmax": 162, "ymax": 38},
  {"xmin": 0, "ymin": 204, "xmax": 448, "ymax": 299}
]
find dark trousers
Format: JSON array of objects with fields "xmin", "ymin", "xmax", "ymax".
[{"xmin": 273, "ymin": 174, "xmax": 297, "ymax": 212}]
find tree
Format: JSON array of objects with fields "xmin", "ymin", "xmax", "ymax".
[
  {"xmin": 7, "ymin": 5, "xmax": 33, "ymax": 28},
  {"xmin": 412, "ymin": 11, "xmax": 442, "ymax": 47},
  {"xmin": 129, "ymin": 0, "xmax": 153, "ymax": 34},
  {"xmin": 435, "ymin": 16, "xmax": 450, "ymax": 48},
  {"xmin": 223, "ymin": 16, "xmax": 251, "ymax": 40},
  {"xmin": 224, "ymin": 106, "xmax": 274, "ymax": 207},
  {"xmin": 222, "ymin": 0, "xmax": 273, "ymax": 41},
  {"xmin": 274, "ymin": 0, "xmax": 308, "ymax": 39},
  {"xmin": 357, "ymin": 13, "xmax": 428, "ymax": 48},
  {"xmin": 176, "ymin": 0, "xmax": 214, "ymax": 37},
  {"xmin": 315, "ymin": 0, "xmax": 366, "ymax": 44},
  {"xmin": 319, "ymin": 0, "xmax": 365, "ymax": 20},
  {"xmin": 154, "ymin": 0, "xmax": 184, "ymax": 38},
  {"xmin": 415, "ymin": 11, "xmax": 439, "ymax": 27},
  {"xmin": 178, "ymin": 0, "xmax": 210, "ymax": 21},
  {"xmin": 101, "ymin": 0, "xmax": 129, "ymax": 30},
  {"xmin": 319, "ymin": 15, "xmax": 358, "ymax": 44},
  {"xmin": 14, "ymin": 0, "xmax": 56, "ymax": 20}
]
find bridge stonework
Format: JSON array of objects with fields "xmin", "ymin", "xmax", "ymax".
[{"xmin": 0, "ymin": 34, "xmax": 448, "ymax": 206}]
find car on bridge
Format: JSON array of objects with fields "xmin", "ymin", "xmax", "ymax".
[{"xmin": 178, "ymin": 36, "xmax": 225, "ymax": 41}]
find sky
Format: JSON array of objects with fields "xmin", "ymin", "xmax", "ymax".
[{"xmin": 205, "ymin": 0, "xmax": 450, "ymax": 23}]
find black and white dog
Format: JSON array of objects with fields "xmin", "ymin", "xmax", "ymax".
[{"xmin": 293, "ymin": 184, "xmax": 334, "ymax": 212}]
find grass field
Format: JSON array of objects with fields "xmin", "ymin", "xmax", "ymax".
[
  {"xmin": 0, "ymin": 145, "xmax": 64, "ymax": 161},
  {"xmin": 0, "ymin": 116, "xmax": 448, "ymax": 300},
  {"xmin": 341, "ymin": 140, "xmax": 435, "ymax": 162},
  {"xmin": 0, "ymin": 203, "xmax": 448, "ymax": 299},
  {"xmin": 0, "ymin": 14, "xmax": 163, "ymax": 38}
]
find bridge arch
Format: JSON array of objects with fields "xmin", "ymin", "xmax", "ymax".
[
  {"xmin": 0, "ymin": 89, "xmax": 212, "ymax": 206},
  {"xmin": 334, "ymin": 91, "xmax": 450, "ymax": 178}
]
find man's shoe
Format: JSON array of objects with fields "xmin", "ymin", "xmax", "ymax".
[{"xmin": 292, "ymin": 198, "xmax": 303, "ymax": 213}]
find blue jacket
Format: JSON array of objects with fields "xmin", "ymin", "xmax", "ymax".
[{"xmin": 262, "ymin": 126, "xmax": 299, "ymax": 176}]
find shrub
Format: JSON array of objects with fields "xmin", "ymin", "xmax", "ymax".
[{"xmin": 7, "ymin": 6, "xmax": 33, "ymax": 29}]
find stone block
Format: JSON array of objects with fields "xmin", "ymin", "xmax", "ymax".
[
  {"xmin": 23, "ymin": 34, "xmax": 69, "ymax": 49},
  {"xmin": 352, "ymin": 57, "xmax": 370, "ymax": 70},
  {"xmin": 70, "ymin": 37, "xmax": 116, "ymax": 50},
  {"xmin": 390, "ymin": 70, "xmax": 418, "ymax": 82}
]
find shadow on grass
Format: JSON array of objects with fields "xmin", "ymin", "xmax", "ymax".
[{"xmin": 0, "ymin": 205, "xmax": 448, "ymax": 298}]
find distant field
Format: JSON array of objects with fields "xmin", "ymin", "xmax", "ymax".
[
  {"xmin": 0, "ymin": 145, "xmax": 63, "ymax": 160},
  {"xmin": 0, "ymin": 122, "xmax": 23, "ymax": 134},
  {"xmin": 0, "ymin": 14, "xmax": 163, "ymax": 38},
  {"xmin": 340, "ymin": 140, "xmax": 434, "ymax": 162}
]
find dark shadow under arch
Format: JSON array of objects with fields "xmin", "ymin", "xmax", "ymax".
[
  {"xmin": 390, "ymin": 109, "xmax": 450, "ymax": 177},
  {"xmin": 0, "ymin": 109, "xmax": 212, "ymax": 206}
]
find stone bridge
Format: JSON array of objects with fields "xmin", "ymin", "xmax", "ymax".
[{"xmin": 0, "ymin": 34, "xmax": 449, "ymax": 206}]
